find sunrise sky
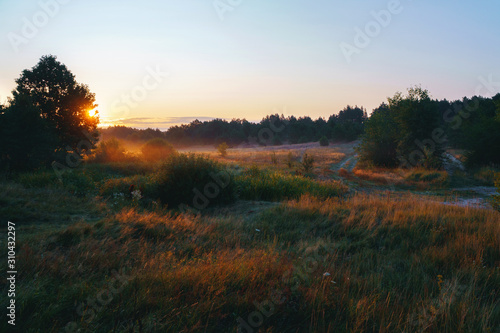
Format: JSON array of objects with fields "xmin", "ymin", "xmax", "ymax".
[{"xmin": 1, "ymin": 0, "xmax": 499, "ymax": 129}]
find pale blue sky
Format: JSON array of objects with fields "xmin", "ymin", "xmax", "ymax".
[{"xmin": 1, "ymin": 0, "xmax": 499, "ymax": 128}]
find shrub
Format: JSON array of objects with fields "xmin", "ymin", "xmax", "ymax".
[
  {"xmin": 90, "ymin": 138, "xmax": 127, "ymax": 163},
  {"xmin": 152, "ymin": 153, "xmax": 236, "ymax": 209},
  {"xmin": 99, "ymin": 174, "xmax": 152, "ymax": 201},
  {"xmin": 141, "ymin": 138, "xmax": 175, "ymax": 162},
  {"xmin": 301, "ymin": 153, "xmax": 315, "ymax": 173},
  {"xmin": 319, "ymin": 136, "xmax": 329, "ymax": 146},
  {"xmin": 338, "ymin": 168, "xmax": 350, "ymax": 178},
  {"xmin": 217, "ymin": 142, "xmax": 229, "ymax": 157}
]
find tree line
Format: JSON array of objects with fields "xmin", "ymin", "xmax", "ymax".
[
  {"xmin": 102, "ymin": 105, "xmax": 368, "ymax": 147},
  {"xmin": 1, "ymin": 55, "xmax": 499, "ymax": 173}
]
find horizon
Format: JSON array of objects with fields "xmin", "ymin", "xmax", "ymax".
[{"xmin": 1, "ymin": 1, "xmax": 499, "ymax": 129}]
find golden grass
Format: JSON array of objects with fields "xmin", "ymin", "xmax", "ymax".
[
  {"xmin": 204, "ymin": 147, "xmax": 345, "ymax": 173},
  {"xmin": 3, "ymin": 173, "xmax": 499, "ymax": 332}
]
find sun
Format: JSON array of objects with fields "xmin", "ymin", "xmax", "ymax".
[{"xmin": 87, "ymin": 107, "xmax": 99, "ymax": 118}]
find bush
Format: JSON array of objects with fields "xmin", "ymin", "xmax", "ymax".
[
  {"xmin": 217, "ymin": 142, "xmax": 229, "ymax": 157},
  {"xmin": 99, "ymin": 175, "xmax": 152, "ymax": 199},
  {"xmin": 152, "ymin": 153, "xmax": 236, "ymax": 210},
  {"xmin": 319, "ymin": 136, "xmax": 329, "ymax": 146},
  {"xmin": 301, "ymin": 153, "xmax": 315, "ymax": 173},
  {"xmin": 338, "ymin": 168, "xmax": 350, "ymax": 178},
  {"xmin": 141, "ymin": 138, "xmax": 175, "ymax": 162},
  {"xmin": 90, "ymin": 138, "xmax": 128, "ymax": 163}
]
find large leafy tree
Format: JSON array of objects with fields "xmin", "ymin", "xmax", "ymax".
[
  {"xmin": 358, "ymin": 87, "xmax": 444, "ymax": 169},
  {"xmin": 390, "ymin": 87, "xmax": 443, "ymax": 168},
  {"xmin": 357, "ymin": 103, "xmax": 399, "ymax": 167},
  {"xmin": 1, "ymin": 55, "xmax": 99, "ymax": 171},
  {"xmin": 12, "ymin": 55, "xmax": 99, "ymax": 154}
]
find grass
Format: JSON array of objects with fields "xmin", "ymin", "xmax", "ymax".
[
  {"xmin": 0, "ymin": 145, "xmax": 499, "ymax": 332},
  {"xmin": 236, "ymin": 168, "xmax": 348, "ymax": 201}
]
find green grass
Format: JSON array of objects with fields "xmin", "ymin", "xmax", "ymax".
[{"xmin": 235, "ymin": 168, "xmax": 348, "ymax": 201}]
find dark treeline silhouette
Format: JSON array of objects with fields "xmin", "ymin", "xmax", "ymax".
[{"xmin": 102, "ymin": 105, "xmax": 368, "ymax": 147}]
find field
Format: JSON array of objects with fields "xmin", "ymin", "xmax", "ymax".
[{"xmin": 1, "ymin": 142, "xmax": 499, "ymax": 333}]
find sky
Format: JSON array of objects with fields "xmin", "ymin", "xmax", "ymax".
[{"xmin": 1, "ymin": 0, "xmax": 499, "ymax": 129}]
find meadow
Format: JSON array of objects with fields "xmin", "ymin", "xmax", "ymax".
[{"xmin": 0, "ymin": 142, "xmax": 499, "ymax": 333}]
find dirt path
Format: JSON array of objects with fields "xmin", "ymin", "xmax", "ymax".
[{"xmin": 337, "ymin": 155, "xmax": 358, "ymax": 172}]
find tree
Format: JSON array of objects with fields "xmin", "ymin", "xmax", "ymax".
[
  {"xmin": 141, "ymin": 138, "xmax": 176, "ymax": 162},
  {"xmin": 12, "ymin": 55, "xmax": 99, "ymax": 157},
  {"xmin": 301, "ymin": 153, "xmax": 315, "ymax": 173},
  {"xmin": 358, "ymin": 87, "xmax": 444, "ymax": 169},
  {"xmin": 319, "ymin": 136, "xmax": 329, "ymax": 146},
  {"xmin": 389, "ymin": 87, "xmax": 444, "ymax": 168},
  {"xmin": 460, "ymin": 95, "xmax": 500, "ymax": 166},
  {"xmin": 217, "ymin": 142, "xmax": 228, "ymax": 157},
  {"xmin": 332, "ymin": 106, "xmax": 367, "ymax": 141},
  {"xmin": 90, "ymin": 138, "xmax": 127, "ymax": 163},
  {"xmin": 357, "ymin": 103, "xmax": 399, "ymax": 167}
]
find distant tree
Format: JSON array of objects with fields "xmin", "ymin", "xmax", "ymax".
[
  {"xmin": 217, "ymin": 142, "xmax": 228, "ymax": 157},
  {"xmin": 332, "ymin": 106, "xmax": 367, "ymax": 141},
  {"xmin": 141, "ymin": 138, "xmax": 176, "ymax": 162},
  {"xmin": 319, "ymin": 136, "xmax": 329, "ymax": 146},
  {"xmin": 90, "ymin": 138, "xmax": 127, "ymax": 163},
  {"xmin": 12, "ymin": 55, "xmax": 99, "ymax": 156}
]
